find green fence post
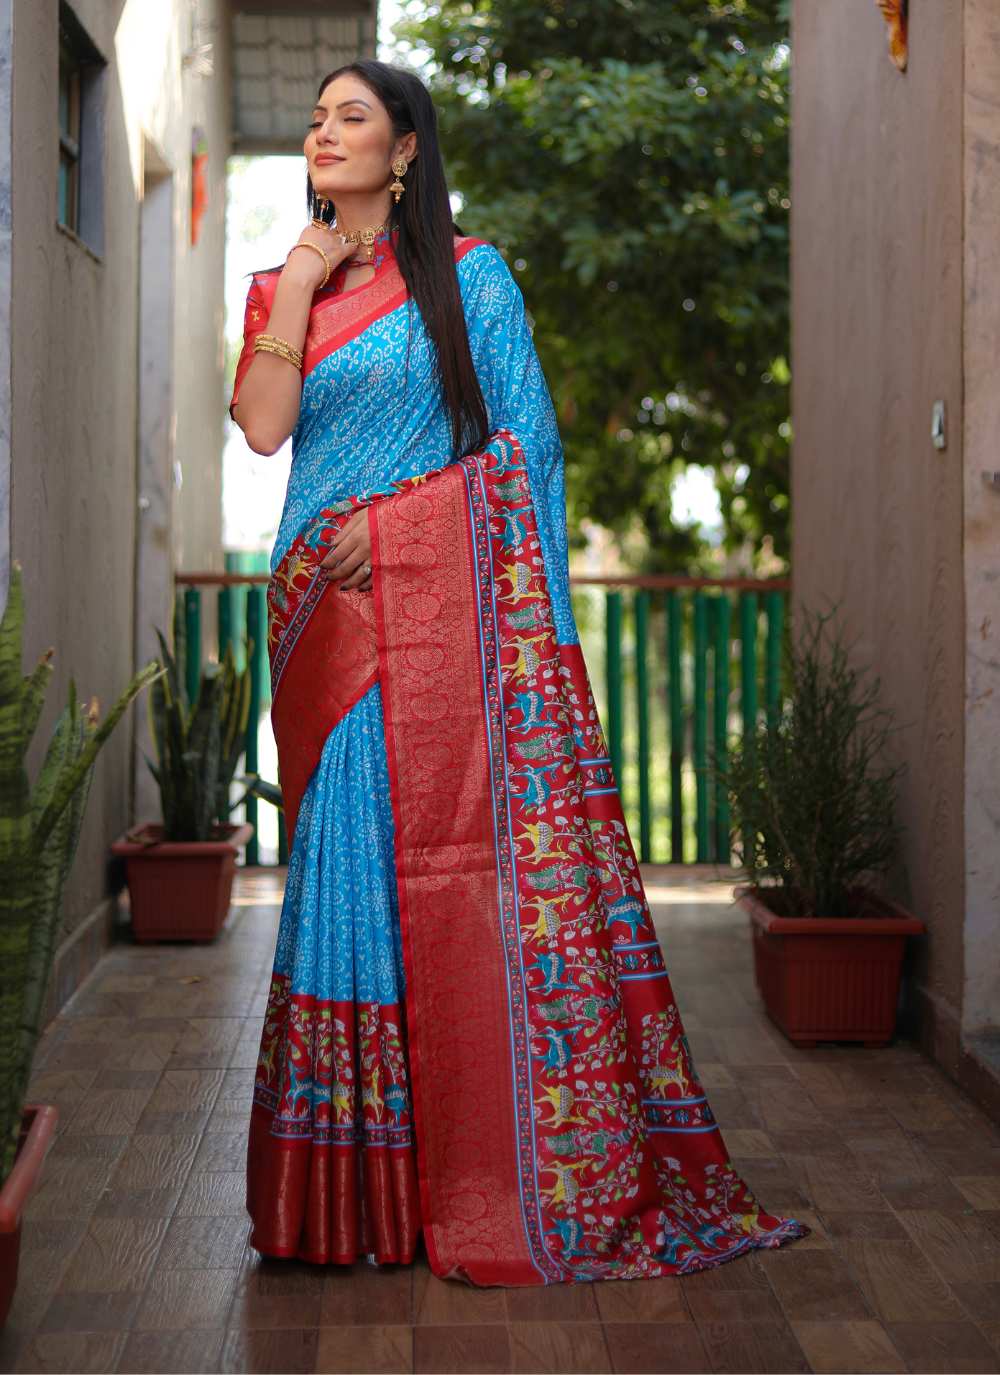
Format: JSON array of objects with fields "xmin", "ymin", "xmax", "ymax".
[
  {"xmin": 713, "ymin": 594, "xmax": 731, "ymax": 864},
  {"xmin": 740, "ymin": 591, "xmax": 759, "ymax": 738},
  {"xmin": 666, "ymin": 591, "xmax": 683, "ymax": 864},
  {"xmin": 635, "ymin": 591, "xmax": 651, "ymax": 863},
  {"xmin": 217, "ymin": 587, "xmax": 235, "ymax": 823},
  {"xmin": 184, "ymin": 589, "xmax": 201, "ymax": 706},
  {"xmin": 766, "ymin": 590, "xmax": 784, "ymax": 722},
  {"xmin": 605, "ymin": 592, "xmax": 623, "ymax": 791},
  {"xmin": 693, "ymin": 593, "xmax": 709, "ymax": 862},
  {"xmin": 245, "ymin": 585, "xmax": 263, "ymax": 867},
  {"xmin": 218, "ymin": 586, "xmax": 233, "ymax": 660}
]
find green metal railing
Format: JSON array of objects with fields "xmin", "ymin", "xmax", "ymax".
[
  {"xmin": 573, "ymin": 575, "xmax": 791, "ymax": 865},
  {"xmin": 174, "ymin": 568, "xmax": 789, "ymax": 868}
]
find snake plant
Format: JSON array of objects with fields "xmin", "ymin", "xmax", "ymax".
[
  {"xmin": 0, "ymin": 564, "xmax": 160, "ymax": 1184},
  {"xmin": 146, "ymin": 598, "xmax": 252, "ymax": 841}
]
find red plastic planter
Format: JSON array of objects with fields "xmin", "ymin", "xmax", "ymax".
[
  {"xmin": 0, "ymin": 1105, "xmax": 58, "ymax": 1334},
  {"xmin": 111, "ymin": 823, "xmax": 254, "ymax": 944},
  {"xmin": 738, "ymin": 886, "xmax": 925, "ymax": 1048}
]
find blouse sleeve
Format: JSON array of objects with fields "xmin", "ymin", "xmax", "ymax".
[
  {"xmin": 230, "ymin": 274, "xmax": 274, "ymax": 415},
  {"xmin": 459, "ymin": 245, "xmax": 577, "ymax": 646}
]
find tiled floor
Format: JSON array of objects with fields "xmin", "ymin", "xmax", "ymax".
[{"xmin": 4, "ymin": 868, "xmax": 1000, "ymax": 1373}]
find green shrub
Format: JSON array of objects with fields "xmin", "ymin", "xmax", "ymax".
[
  {"xmin": 721, "ymin": 608, "xmax": 904, "ymax": 919},
  {"xmin": 0, "ymin": 565, "xmax": 158, "ymax": 1181},
  {"xmin": 145, "ymin": 600, "xmax": 252, "ymax": 841}
]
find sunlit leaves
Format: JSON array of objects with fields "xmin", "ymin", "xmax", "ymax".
[{"xmin": 408, "ymin": 0, "xmax": 792, "ymax": 571}]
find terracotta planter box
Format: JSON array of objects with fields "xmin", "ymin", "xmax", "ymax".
[
  {"xmin": 738, "ymin": 886, "xmax": 926, "ymax": 1048},
  {"xmin": 0, "ymin": 1105, "xmax": 58, "ymax": 1334},
  {"xmin": 111, "ymin": 823, "xmax": 254, "ymax": 944}
]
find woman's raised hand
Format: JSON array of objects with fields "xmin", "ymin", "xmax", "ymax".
[
  {"xmin": 321, "ymin": 507, "xmax": 373, "ymax": 591},
  {"xmin": 284, "ymin": 222, "xmax": 360, "ymax": 292}
]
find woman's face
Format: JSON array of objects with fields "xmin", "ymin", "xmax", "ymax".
[{"xmin": 304, "ymin": 75, "xmax": 414, "ymax": 201}]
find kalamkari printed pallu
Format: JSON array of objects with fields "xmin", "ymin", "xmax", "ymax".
[{"xmin": 246, "ymin": 429, "xmax": 807, "ymax": 1285}]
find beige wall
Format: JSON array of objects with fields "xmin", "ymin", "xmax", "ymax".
[
  {"xmin": 961, "ymin": 0, "xmax": 1000, "ymax": 1037},
  {"xmin": 116, "ymin": 0, "xmax": 230, "ymax": 578},
  {"xmin": 791, "ymin": 1, "xmax": 967, "ymax": 1060},
  {"xmin": 9, "ymin": 0, "xmax": 229, "ymax": 939}
]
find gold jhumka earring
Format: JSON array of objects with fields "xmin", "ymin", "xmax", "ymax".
[
  {"xmin": 311, "ymin": 194, "xmax": 331, "ymax": 229},
  {"xmin": 389, "ymin": 159, "xmax": 408, "ymax": 203}
]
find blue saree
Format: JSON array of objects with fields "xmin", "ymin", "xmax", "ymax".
[{"xmin": 237, "ymin": 233, "xmax": 806, "ymax": 1282}]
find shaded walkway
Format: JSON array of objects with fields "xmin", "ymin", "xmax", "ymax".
[{"xmin": 3, "ymin": 869, "xmax": 1000, "ymax": 1373}]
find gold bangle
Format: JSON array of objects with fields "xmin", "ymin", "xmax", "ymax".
[
  {"xmin": 254, "ymin": 334, "xmax": 304, "ymax": 369},
  {"xmin": 287, "ymin": 241, "xmax": 332, "ymax": 289},
  {"xmin": 255, "ymin": 333, "xmax": 303, "ymax": 365}
]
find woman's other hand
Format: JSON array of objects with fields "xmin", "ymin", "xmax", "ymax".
[
  {"xmin": 321, "ymin": 507, "xmax": 373, "ymax": 590},
  {"xmin": 233, "ymin": 227, "xmax": 361, "ymax": 456}
]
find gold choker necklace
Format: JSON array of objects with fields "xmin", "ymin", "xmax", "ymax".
[{"xmin": 335, "ymin": 221, "xmax": 389, "ymax": 261}]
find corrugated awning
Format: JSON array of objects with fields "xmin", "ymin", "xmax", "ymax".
[{"xmin": 231, "ymin": 0, "xmax": 377, "ymax": 154}]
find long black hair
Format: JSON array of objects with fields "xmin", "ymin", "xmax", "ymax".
[{"xmin": 311, "ymin": 60, "xmax": 489, "ymax": 458}]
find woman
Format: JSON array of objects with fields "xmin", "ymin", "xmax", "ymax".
[{"xmin": 232, "ymin": 58, "xmax": 805, "ymax": 1286}]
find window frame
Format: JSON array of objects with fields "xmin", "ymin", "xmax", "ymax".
[{"xmin": 57, "ymin": 3, "xmax": 106, "ymax": 254}]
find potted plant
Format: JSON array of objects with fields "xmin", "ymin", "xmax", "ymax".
[
  {"xmin": 1, "ymin": 564, "xmax": 157, "ymax": 1331},
  {"xmin": 112, "ymin": 602, "xmax": 253, "ymax": 942},
  {"xmin": 722, "ymin": 608, "xmax": 924, "ymax": 1049}
]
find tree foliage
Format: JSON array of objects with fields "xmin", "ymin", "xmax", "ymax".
[{"xmin": 404, "ymin": 0, "xmax": 791, "ymax": 571}]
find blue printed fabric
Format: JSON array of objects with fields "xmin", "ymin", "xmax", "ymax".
[
  {"xmin": 265, "ymin": 242, "xmax": 576, "ymax": 1014},
  {"xmin": 273, "ymin": 242, "xmax": 577, "ymax": 647},
  {"xmin": 273, "ymin": 682, "xmax": 404, "ymax": 1005}
]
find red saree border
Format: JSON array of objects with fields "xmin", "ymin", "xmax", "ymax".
[
  {"xmin": 371, "ymin": 465, "xmax": 546, "ymax": 1286},
  {"xmin": 267, "ymin": 502, "xmax": 380, "ymax": 845},
  {"xmin": 370, "ymin": 433, "xmax": 806, "ymax": 1284}
]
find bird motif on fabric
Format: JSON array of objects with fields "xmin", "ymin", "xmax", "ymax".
[
  {"xmin": 535, "ymin": 995, "xmax": 573, "ymax": 1022},
  {"xmin": 493, "ymin": 474, "xmax": 531, "ymax": 503},
  {"xmin": 524, "ymin": 862, "xmax": 573, "ymax": 894},
  {"xmin": 546, "ymin": 1124, "xmax": 634, "ymax": 1163},
  {"xmin": 502, "ymin": 604, "xmax": 553, "ymax": 634}
]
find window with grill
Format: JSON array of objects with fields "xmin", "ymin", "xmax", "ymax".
[{"xmin": 57, "ymin": 3, "xmax": 106, "ymax": 253}]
